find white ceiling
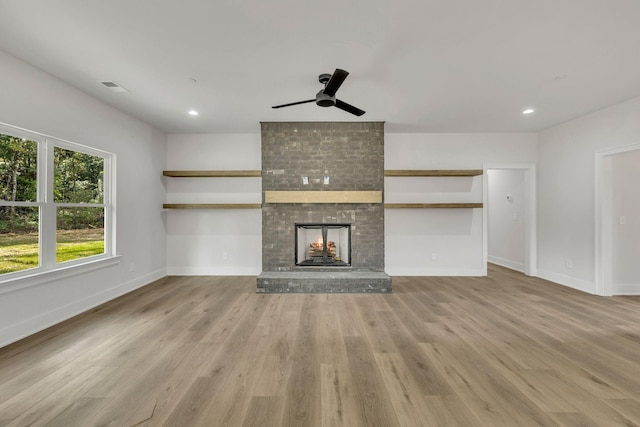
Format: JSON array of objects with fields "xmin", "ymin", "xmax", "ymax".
[{"xmin": 1, "ymin": 0, "xmax": 640, "ymax": 134}]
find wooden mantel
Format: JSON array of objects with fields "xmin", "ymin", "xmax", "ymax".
[{"xmin": 264, "ymin": 191, "xmax": 382, "ymax": 204}]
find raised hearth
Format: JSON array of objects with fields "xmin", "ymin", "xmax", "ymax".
[{"xmin": 257, "ymin": 271, "xmax": 391, "ymax": 293}]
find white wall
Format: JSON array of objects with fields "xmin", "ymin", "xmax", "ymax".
[
  {"xmin": 538, "ymin": 96, "xmax": 640, "ymax": 294},
  {"xmin": 0, "ymin": 50, "xmax": 167, "ymax": 347},
  {"xmin": 611, "ymin": 148, "xmax": 640, "ymax": 294},
  {"xmin": 487, "ymin": 169, "xmax": 526, "ymax": 272},
  {"xmin": 165, "ymin": 134, "xmax": 262, "ymax": 275},
  {"xmin": 384, "ymin": 133, "xmax": 537, "ymax": 275}
]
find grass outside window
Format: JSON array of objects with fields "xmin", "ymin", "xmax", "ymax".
[{"xmin": 0, "ymin": 229, "xmax": 104, "ymax": 274}]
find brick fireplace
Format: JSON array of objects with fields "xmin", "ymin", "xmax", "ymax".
[{"xmin": 256, "ymin": 121, "xmax": 392, "ymax": 293}]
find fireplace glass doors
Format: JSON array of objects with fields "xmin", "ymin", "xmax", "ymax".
[{"xmin": 295, "ymin": 224, "xmax": 351, "ymax": 267}]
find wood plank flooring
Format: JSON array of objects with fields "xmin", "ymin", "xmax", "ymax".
[{"xmin": 1, "ymin": 266, "xmax": 640, "ymax": 426}]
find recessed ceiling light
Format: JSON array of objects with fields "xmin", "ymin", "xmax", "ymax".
[
  {"xmin": 188, "ymin": 110, "xmax": 199, "ymax": 116},
  {"xmin": 522, "ymin": 108, "xmax": 535, "ymax": 115}
]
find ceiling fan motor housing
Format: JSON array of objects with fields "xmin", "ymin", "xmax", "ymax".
[{"xmin": 316, "ymin": 90, "xmax": 336, "ymax": 107}]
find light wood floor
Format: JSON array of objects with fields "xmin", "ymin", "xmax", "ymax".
[{"xmin": 1, "ymin": 265, "xmax": 640, "ymax": 426}]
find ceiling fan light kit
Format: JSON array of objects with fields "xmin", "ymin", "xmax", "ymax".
[{"xmin": 272, "ymin": 68, "xmax": 365, "ymax": 116}]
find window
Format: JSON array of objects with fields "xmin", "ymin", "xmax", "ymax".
[{"xmin": 0, "ymin": 123, "xmax": 114, "ymax": 279}]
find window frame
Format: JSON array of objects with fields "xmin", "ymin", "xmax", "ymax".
[{"xmin": 0, "ymin": 122, "xmax": 117, "ymax": 286}]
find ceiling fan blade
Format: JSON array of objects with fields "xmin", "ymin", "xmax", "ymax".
[
  {"xmin": 272, "ymin": 99, "xmax": 315, "ymax": 109},
  {"xmin": 335, "ymin": 99, "xmax": 365, "ymax": 116},
  {"xmin": 322, "ymin": 69, "xmax": 349, "ymax": 97}
]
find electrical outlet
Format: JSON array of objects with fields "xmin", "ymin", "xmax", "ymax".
[
  {"xmin": 129, "ymin": 262, "xmax": 135, "ymax": 272},
  {"xmin": 431, "ymin": 253, "xmax": 437, "ymax": 261},
  {"xmin": 565, "ymin": 259, "xmax": 573, "ymax": 269}
]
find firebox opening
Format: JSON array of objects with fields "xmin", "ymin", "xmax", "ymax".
[{"xmin": 295, "ymin": 223, "xmax": 351, "ymax": 267}]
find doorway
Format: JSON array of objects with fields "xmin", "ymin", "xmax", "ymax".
[
  {"xmin": 595, "ymin": 144, "xmax": 640, "ymax": 295},
  {"xmin": 483, "ymin": 164, "xmax": 537, "ymax": 276}
]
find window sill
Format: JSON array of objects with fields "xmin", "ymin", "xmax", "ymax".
[{"xmin": 0, "ymin": 255, "xmax": 122, "ymax": 295}]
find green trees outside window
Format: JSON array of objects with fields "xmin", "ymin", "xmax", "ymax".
[{"xmin": 0, "ymin": 135, "xmax": 38, "ymax": 230}]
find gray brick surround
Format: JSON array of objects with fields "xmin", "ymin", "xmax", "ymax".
[{"xmin": 257, "ymin": 121, "xmax": 391, "ymax": 293}]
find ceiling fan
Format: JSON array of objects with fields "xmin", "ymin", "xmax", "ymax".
[{"xmin": 272, "ymin": 68, "xmax": 365, "ymax": 116}]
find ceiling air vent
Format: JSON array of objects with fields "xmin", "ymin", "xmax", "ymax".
[{"xmin": 100, "ymin": 81, "xmax": 130, "ymax": 93}]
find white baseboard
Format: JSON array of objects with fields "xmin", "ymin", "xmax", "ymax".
[
  {"xmin": 166, "ymin": 266, "xmax": 261, "ymax": 276},
  {"xmin": 537, "ymin": 269, "xmax": 596, "ymax": 294},
  {"xmin": 612, "ymin": 284, "xmax": 640, "ymax": 295},
  {"xmin": 0, "ymin": 268, "xmax": 166, "ymax": 349},
  {"xmin": 385, "ymin": 267, "xmax": 486, "ymax": 277},
  {"xmin": 488, "ymin": 255, "xmax": 525, "ymax": 273}
]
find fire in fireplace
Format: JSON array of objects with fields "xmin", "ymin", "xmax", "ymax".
[{"xmin": 295, "ymin": 224, "xmax": 351, "ymax": 267}]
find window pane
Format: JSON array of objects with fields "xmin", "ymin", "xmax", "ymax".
[
  {"xmin": 0, "ymin": 206, "xmax": 39, "ymax": 274},
  {"xmin": 0, "ymin": 133, "xmax": 38, "ymax": 202},
  {"xmin": 54, "ymin": 147, "xmax": 104, "ymax": 203},
  {"xmin": 56, "ymin": 207, "xmax": 104, "ymax": 263}
]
